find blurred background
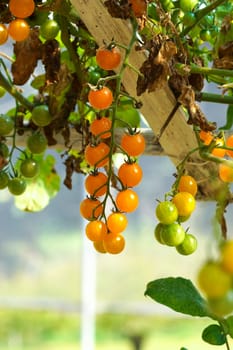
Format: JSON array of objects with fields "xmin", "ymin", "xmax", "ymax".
[{"xmin": 0, "ymin": 36, "xmax": 232, "ymax": 350}]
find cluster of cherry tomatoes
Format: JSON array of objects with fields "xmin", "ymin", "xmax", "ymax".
[
  {"xmin": 79, "ymin": 44, "xmax": 146, "ymax": 254},
  {"xmin": 199, "ymin": 130, "xmax": 233, "ymax": 183},
  {"xmin": 154, "ymin": 174, "xmax": 198, "ymax": 255},
  {"xmin": 0, "ymin": 0, "xmax": 35, "ymax": 44},
  {"xmin": 197, "ymin": 240, "xmax": 233, "ymax": 316}
]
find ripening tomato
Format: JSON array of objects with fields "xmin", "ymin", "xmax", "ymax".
[
  {"xmin": 118, "ymin": 161, "xmax": 143, "ymax": 187},
  {"xmin": 80, "ymin": 197, "xmax": 103, "ymax": 220},
  {"xmin": 120, "ymin": 132, "xmax": 145, "ymax": 157},
  {"xmin": 0, "ymin": 24, "xmax": 8, "ymax": 45},
  {"xmin": 116, "ymin": 188, "xmax": 139, "ymax": 213},
  {"xmin": 9, "ymin": 0, "xmax": 35, "ymax": 18},
  {"xmin": 84, "ymin": 142, "xmax": 110, "ymax": 168},
  {"xmin": 85, "ymin": 220, "xmax": 108, "ymax": 241},
  {"xmin": 96, "ymin": 46, "xmax": 121, "ymax": 70},
  {"xmin": 219, "ymin": 164, "xmax": 233, "ymax": 183},
  {"xmin": 226, "ymin": 135, "xmax": 233, "ymax": 158},
  {"xmin": 93, "ymin": 240, "xmax": 107, "ymax": 253},
  {"xmin": 88, "ymin": 86, "xmax": 113, "ymax": 110},
  {"xmin": 211, "ymin": 138, "xmax": 226, "ymax": 158},
  {"xmin": 178, "ymin": 175, "xmax": 198, "ymax": 197},
  {"xmin": 8, "ymin": 19, "xmax": 30, "ymax": 42},
  {"xmin": 129, "ymin": 0, "xmax": 147, "ymax": 17},
  {"xmin": 199, "ymin": 130, "xmax": 213, "ymax": 146},
  {"xmin": 84, "ymin": 171, "xmax": 108, "ymax": 196},
  {"xmin": 155, "ymin": 201, "xmax": 178, "ymax": 225},
  {"xmin": 172, "ymin": 192, "xmax": 196, "ymax": 217},
  {"xmin": 90, "ymin": 117, "xmax": 112, "ymax": 139},
  {"xmin": 40, "ymin": 19, "xmax": 60, "ymax": 40},
  {"xmin": 103, "ymin": 232, "xmax": 125, "ymax": 254},
  {"xmin": 107, "ymin": 212, "xmax": 128, "ymax": 233}
]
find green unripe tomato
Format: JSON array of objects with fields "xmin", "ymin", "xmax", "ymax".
[
  {"xmin": 154, "ymin": 223, "xmax": 165, "ymax": 245},
  {"xmin": 0, "ymin": 171, "xmax": 9, "ymax": 189},
  {"xmin": 179, "ymin": 0, "xmax": 198, "ymax": 12},
  {"xmin": 0, "ymin": 114, "xmax": 14, "ymax": 136},
  {"xmin": 160, "ymin": 223, "xmax": 186, "ymax": 246},
  {"xmin": 20, "ymin": 158, "xmax": 39, "ymax": 178},
  {"xmin": 27, "ymin": 132, "xmax": 47, "ymax": 154},
  {"xmin": 40, "ymin": 19, "xmax": 60, "ymax": 40},
  {"xmin": 176, "ymin": 233, "xmax": 197, "ymax": 255},
  {"xmin": 156, "ymin": 201, "xmax": 178, "ymax": 225},
  {"xmin": 0, "ymin": 86, "xmax": 6, "ymax": 98},
  {"xmin": 8, "ymin": 177, "xmax": 27, "ymax": 196},
  {"xmin": 182, "ymin": 12, "xmax": 196, "ymax": 26},
  {"xmin": 0, "ymin": 143, "xmax": 9, "ymax": 158},
  {"xmin": 31, "ymin": 105, "xmax": 52, "ymax": 127}
]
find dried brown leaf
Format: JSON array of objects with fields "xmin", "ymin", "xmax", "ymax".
[
  {"xmin": 104, "ymin": 0, "xmax": 131, "ymax": 19},
  {"xmin": 11, "ymin": 29, "xmax": 43, "ymax": 85},
  {"xmin": 42, "ymin": 39, "xmax": 61, "ymax": 85}
]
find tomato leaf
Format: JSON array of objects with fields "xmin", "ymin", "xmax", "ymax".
[
  {"xmin": 219, "ymin": 105, "xmax": 233, "ymax": 130},
  {"xmin": 202, "ymin": 324, "xmax": 226, "ymax": 345},
  {"xmin": 145, "ymin": 277, "xmax": 211, "ymax": 318}
]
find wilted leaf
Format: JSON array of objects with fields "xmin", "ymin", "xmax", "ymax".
[
  {"xmin": 104, "ymin": 0, "xmax": 132, "ymax": 19},
  {"xmin": 12, "ymin": 28, "xmax": 43, "ymax": 85},
  {"xmin": 42, "ymin": 39, "xmax": 61, "ymax": 85}
]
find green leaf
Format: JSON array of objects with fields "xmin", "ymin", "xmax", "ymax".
[
  {"xmin": 145, "ymin": 277, "xmax": 211, "ymax": 317},
  {"xmin": 226, "ymin": 315, "xmax": 233, "ymax": 338},
  {"xmin": 219, "ymin": 105, "xmax": 233, "ymax": 130},
  {"xmin": 31, "ymin": 75, "xmax": 45, "ymax": 90},
  {"xmin": 202, "ymin": 324, "xmax": 226, "ymax": 345}
]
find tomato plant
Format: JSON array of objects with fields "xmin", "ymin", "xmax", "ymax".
[
  {"xmin": 85, "ymin": 220, "xmax": 107, "ymax": 241},
  {"xmin": 9, "ymin": 0, "xmax": 35, "ymax": 18},
  {"xmin": 84, "ymin": 142, "xmax": 110, "ymax": 168},
  {"xmin": 31, "ymin": 105, "xmax": 52, "ymax": 127},
  {"xmin": 20, "ymin": 158, "xmax": 39, "ymax": 178},
  {"xmin": 0, "ymin": 115, "xmax": 14, "ymax": 136},
  {"xmin": 103, "ymin": 232, "xmax": 125, "ymax": 254},
  {"xmin": 155, "ymin": 201, "xmax": 178, "ymax": 225},
  {"xmin": 88, "ymin": 86, "xmax": 113, "ymax": 110},
  {"xmin": 79, "ymin": 197, "xmax": 103, "ymax": 220},
  {"xmin": 27, "ymin": 133, "xmax": 48, "ymax": 154},
  {"xmin": 120, "ymin": 132, "xmax": 145, "ymax": 157},
  {"xmin": 8, "ymin": 177, "xmax": 27, "ymax": 196},
  {"xmin": 116, "ymin": 188, "xmax": 139, "ymax": 213},
  {"xmin": 8, "ymin": 19, "xmax": 31, "ymax": 42},
  {"xmin": 118, "ymin": 161, "xmax": 143, "ymax": 187},
  {"xmin": 0, "ymin": 24, "xmax": 8, "ymax": 46},
  {"xmin": 96, "ymin": 46, "xmax": 121, "ymax": 70},
  {"xmin": 106, "ymin": 212, "xmax": 128, "ymax": 233},
  {"xmin": 90, "ymin": 116, "xmax": 112, "ymax": 139},
  {"xmin": 84, "ymin": 171, "xmax": 108, "ymax": 196},
  {"xmin": 40, "ymin": 19, "xmax": 60, "ymax": 40}
]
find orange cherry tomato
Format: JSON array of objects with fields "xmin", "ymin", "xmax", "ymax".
[
  {"xmin": 88, "ymin": 86, "xmax": 113, "ymax": 110},
  {"xmin": 0, "ymin": 24, "xmax": 8, "ymax": 45},
  {"xmin": 84, "ymin": 171, "xmax": 108, "ymax": 197},
  {"xmin": 226, "ymin": 135, "xmax": 233, "ymax": 158},
  {"xmin": 172, "ymin": 192, "xmax": 196, "ymax": 217},
  {"xmin": 9, "ymin": 0, "xmax": 35, "ymax": 18},
  {"xmin": 107, "ymin": 212, "xmax": 128, "ymax": 233},
  {"xmin": 84, "ymin": 142, "xmax": 110, "ymax": 168},
  {"xmin": 219, "ymin": 164, "xmax": 233, "ymax": 183},
  {"xmin": 116, "ymin": 188, "xmax": 139, "ymax": 213},
  {"xmin": 129, "ymin": 0, "xmax": 147, "ymax": 16},
  {"xmin": 121, "ymin": 132, "xmax": 145, "ymax": 157},
  {"xmin": 80, "ymin": 197, "xmax": 103, "ymax": 220},
  {"xmin": 103, "ymin": 232, "xmax": 125, "ymax": 254},
  {"xmin": 118, "ymin": 162, "xmax": 143, "ymax": 187},
  {"xmin": 211, "ymin": 138, "xmax": 226, "ymax": 158},
  {"xmin": 96, "ymin": 46, "xmax": 121, "ymax": 70},
  {"xmin": 177, "ymin": 175, "xmax": 198, "ymax": 197},
  {"xmin": 85, "ymin": 220, "xmax": 108, "ymax": 241},
  {"xmin": 199, "ymin": 130, "xmax": 213, "ymax": 145},
  {"xmin": 90, "ymin": 117, "xmax": 112, "ymax": 139},
  {"xmin": 93, "ymin": 240, "xmax": 107, "ymax": 253},
  {"xmin": 8, "ymin": 19, "xmax": 30, "ymax": 41}
]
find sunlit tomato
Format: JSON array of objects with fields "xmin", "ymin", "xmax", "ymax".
[
  {"xmin": 116, "ymin": 188, "xmax": 139, "ymax": 213},
  {"xmin": 211, "ymin": 138, "xmax": 226, "ymax": 158},
  {"xmin": 84, "ymin": 142, "xmax": 110, "ymax": 168},
  {"xmin": 155, "ymin": 201, "xmax": 178, "ymax": 225},
  {"xmin": 84, "ymin": 171, "xmax": 108, "ymax": 197},
  {"xmin": 172, "ymin": 192, "xmax": 196, "ymax": 217},
  {"xmin": 20, "ymin": 158, "xmax": 39, "ymax": 178},
  {"xmin": 197, "ymin": 262, "xmax": 232, "ymax": 299},
  {"xmin": 90, "ymin": 117, "xmax": 112, "ymax": 139},
  {"xmin": 40, "ymin": 19, "xmax": 60, "ymax": 40},
  {"xmin": 85, "ymin": 220, "xmax": 108, "ymax": 241},
  {"xmin": 120, "ymin": 132, "xmax": 145, "ymax": 157},
  {"xmin": 160, "ymin": 223, "xmax": 185, "ymax": 247},
  {"xmin": 8, "ymin": 177, "xmax": 27, "ymax": 195},
  {"xmin": 219, "ymin": 164, "xmax": 233, "ymax": 183},
  {"xmin": 226, "ymin": 135, "xmax": 233, "ymax": 158},
  {"xmin": 80, "ymin": 197, "xmax": 103, "ymax": 220},
  {"xmin": 96, "ymin": 46, "xmax": 121, "ymax": 70},
  {"xmin": 9, "ymin": 0, "xmax": 35, "ymax": 18},
  {"xmin": 107, "ymin": 212, "xmax": 128, "ymax": 233},
  {"xmin": 88, "ymin": 86, "xmax": 113, "ymax": 110},
  {"xmin": 129, "ymin": 0, "xmax": 147, "ymax": 17},
  {"xmin": 0, "ymin": 24, "xmax": 8, "ymax": 45},
  {"xmin": 31, "ymin": 105, "xmax": 52, "ymax": 127},
  {"xmin": 0, "ymin": 114, "xmax": 14, "ymax": 136},
  {"xmin": 178, "ymin": 175, "xmax": 198, "ymax": 197},
  {"xmin": 8, "ymin": 19, "xmax": 30, "ymax": 42},
  {"xmin": 118, "ymin": 161, "xmax": 143, "ymax": 187},
  {"xmin": 199, "ymin": 130, "xmax": 213, "ymax": 145},
  {"xmin": 27, "ymin": 132, "xmax": 47, "ymax": 154},
  {"xmin": 93, "ymin": 240, "xmax": 107, "ymax": 253},
  {"xmin": 221, "ymin": 240, "xmax": 233, "ymax": 274},
  {"xmin": 103, "ymin": 232, "xmax": 125, "ymax": 254},
  {"xmin": 176, "ymin": 233, "xmax": 197, "ymax": 255}
]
